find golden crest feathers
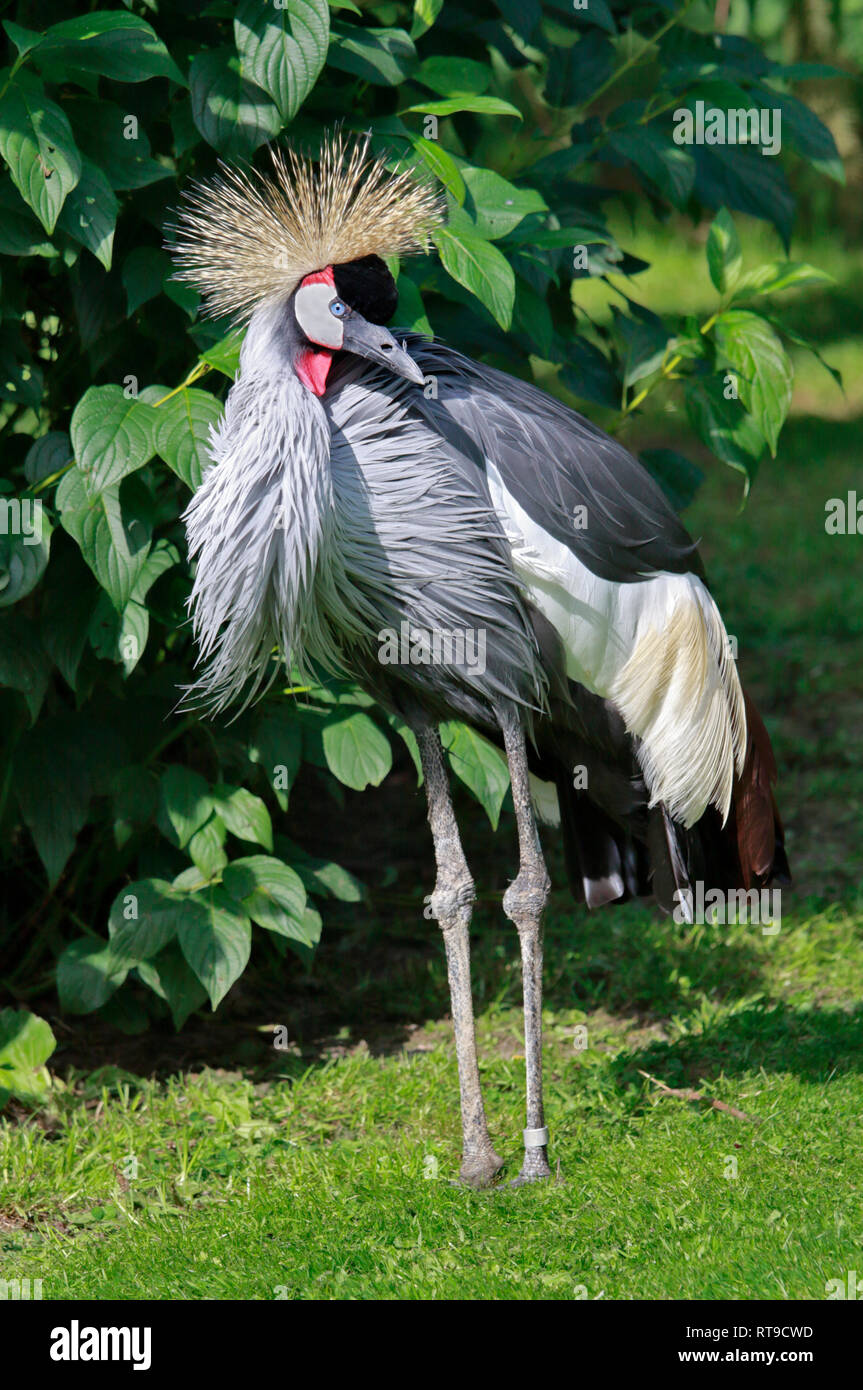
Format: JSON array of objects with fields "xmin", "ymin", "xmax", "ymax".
[{"xmin": 170, "ymin": 131, "xmax": 444, "ymax": 324}]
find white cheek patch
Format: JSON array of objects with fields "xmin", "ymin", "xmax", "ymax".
[{"xmin": 295, "ymin": 283, "xmax": 344, "ymax": 349}]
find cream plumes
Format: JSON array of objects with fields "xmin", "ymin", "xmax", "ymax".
[{"xmin": 170, "ymin": 132, "xmax": 443, "ymax": 325}]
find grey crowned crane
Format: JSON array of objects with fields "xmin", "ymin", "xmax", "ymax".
[{"xmin": 172, "ymin": 134, "xmax": 790, "ymax": 1187}]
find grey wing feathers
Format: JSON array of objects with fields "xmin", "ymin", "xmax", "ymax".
[{"xmin": 404, "ymin": 336, "xmax": 704, "ymax": 584}]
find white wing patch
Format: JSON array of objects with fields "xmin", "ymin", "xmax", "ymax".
[{"xmin": 485, "ymin": 461, "xmax": 746, "ymax": 827}]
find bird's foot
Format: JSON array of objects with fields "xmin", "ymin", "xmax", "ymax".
[
  {"xmin": 458, "ymin": 1148, "xmax": 504, "ymax": 1189},
  {"xmin": 511, "ymin": 1141, "xmax": 552, "ymax": 1186}
]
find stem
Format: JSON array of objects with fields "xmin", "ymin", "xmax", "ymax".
[
  {"xmin": 32, "ymin": 459, "xmax": 75, "ymax": 495},
  {"xmin": 617, "ymin": 311, "xmax": 719, "ymax": 425},
  {"xmin": 574, "ymin": 1, "xmax": 695, "ymax": 119},
  {"xmin": 145, "ymin": 715, "xmax": 200, "ymax": 765},
  {"xmin": 151, "ymin": 360, "xmax": 211, "ymax": 408}
]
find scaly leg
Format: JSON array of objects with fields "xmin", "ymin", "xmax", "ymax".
[
  {"xmin": 498, "ymin": 712, "xmax": 552, "ymax": 1183},
  {"xmin": 416, "ymin": 725, "xmax": 502, "ymax": 1187}
]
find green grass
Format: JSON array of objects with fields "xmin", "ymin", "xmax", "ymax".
[
  {"xmin": 2, "ymin": 910, "xmax": 862, "ymax": 1300},
  {"xmin": 2, "ymin": 229, "xmax": 862, "ymax": 1301}
]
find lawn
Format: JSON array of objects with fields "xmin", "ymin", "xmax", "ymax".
[{"xmin": 2, "ymin": 222, "xmax": 862, "ymax": 1301}]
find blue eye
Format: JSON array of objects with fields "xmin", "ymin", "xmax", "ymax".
[{"xmin": 330, "ymin": 299, "xmax": 347, "ymax": 317}]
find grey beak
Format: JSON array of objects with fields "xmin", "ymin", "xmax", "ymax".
[{"xmin": 341, "ymin": 314, "xmax": 425, "ymax": 386}]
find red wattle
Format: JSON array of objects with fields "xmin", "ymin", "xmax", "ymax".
[{"xmin": 296, "ymin": 348, "xmax": 333, "ymax": 396}]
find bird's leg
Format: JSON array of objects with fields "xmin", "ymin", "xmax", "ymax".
[
  {"xmin": 498, "ymin": 712, "xmax": 553, "ymax": 1183},
  {"xmin": 416, "ymin": 725, "xmax": 503, "ymax": 1187}
]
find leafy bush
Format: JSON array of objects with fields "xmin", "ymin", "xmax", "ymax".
[
  {"xmin": 0, "ymin": 1007, "xmax": 56, "ymax": 1106},
  {"xmin": 0, "ymin": 1, "xmax": 841, "ymax": 1032}
]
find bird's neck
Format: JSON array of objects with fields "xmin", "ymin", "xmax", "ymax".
[{"xmin": 182, "ymin": 323, "xmax": 333, "ymax": 712}]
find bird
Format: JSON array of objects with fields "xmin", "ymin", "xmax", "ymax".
[{"xmin": 171, "ymin": 132, "xmax": 790, "ymax": 1188}]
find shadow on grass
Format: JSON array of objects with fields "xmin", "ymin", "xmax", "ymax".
[{"xmin": 612, "ymin": 1000, "xmax": 863, "ymax": 1094}]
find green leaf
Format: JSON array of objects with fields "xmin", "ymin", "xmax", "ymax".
[
  {"xmin": 32, "ymin": 12, "xmax": 186, "ymax": 85},
  {"xmin": 506, "ymin": 224, "xmax": 612, "ymax": 249},
  {"xmin": 546, "ymin": 31, "xmax": 613, "ymax": 107},
  {"xmin": 123, "ymin": 246, "xmax": 171, "ymax": 314},
  {"xmin": 329, "ymin": 25, "xmax": 416, "ymax": 85},
  {"xmin": 164, "ymin": 275, "xmax": 200, "ymax": 319},
  {"xmin": 13, "ymin": 714, "xmax": 123, "ymax": 882},
  {"xmin": 0, "ymin": 69, "xmax": 81, "ymax": 232},
  {"xmin": 761, "ymin": 315, "xmax": 843, "ymax": 394},
  {"xmin": 88, "ymin": 536, "xmax": 176, "ymax": 674},
  {"xmin": 381, "ymin": 711, "xmax": 423, "ymax": 783},
  {"xmin": 415, "ymin": 56, "xmax": 489, "ymax": 95},
  {"xmin": 394, "ymin": 272, "xmax": 432, "ymax": 336},
  {"xmin": 0, "ymin": 612, "xmax": 51, "ymax": 722},
  {"xmin": 685, "ymin": 376, "xmax": 765, "ymax": 490},
  {"xmin": 70, "ymin": 385, "xmax": 157, "ymax": 494},
  {"xmin": 234, "ymin": 0, "xmax": 330, "ymax": 121},
  {"xmin": 137, "ymin": 943, "xmax": 208, "ymax": 1029},
  {"xmin": 188, "ymin": 815, "xmax": 229, "ymax": 879},
  {"xmin": 401, "ymin": 95, "xmax": 521, "ymax": 118},
  {"xmin": 706, "ymin": 208, "xmax": 741, "ymax": 294},
  {"xmin": 570, "ymin": 0, "xmax": 615, "ymax": 31},
  {"xmin": 440, "ymin": 721, "xmax": 509, "ymax": 829},
  {"xmin": 153, "ymin": 387, "xmax": 222, "ymax": 492},
  {"xmin": 94, "ymin": 599, "xmax": 139, "ymax": 680},
  {"xmin": 613, "ymin": 306, "xmax": 669, "ymax": 387},
  {"xmin": 131, "ymin": 537, "xmax": 180, "ymax": 604},
  {"xmin": 177, "ymin": 887, "xmax": 252, "ymax": 1009},
  {"xmin": 712, "ymin": 310, "xmax": 793, "ymax": 456},
  {"xmin": 433, "ymin": 227, "xmax": 515, "ymax": 330},
  {"xmin": 694, "ymin": 143, "xmax": 794, "ymax": 250},
  {"xmin": 293, "ymin": 853, "xmax": 364, "ymax": 903},
  {"xmin": 0, "ymin": 1008, "xmax": 55, "ymax": 1108},
  {"xmin": 460, "ymin": 166, "xmax": 545, "ymax": 239},
  {"xmin": 197, "ymin": 326, "xmax": 245, "ymax": 377},
  {"xmin": 607, "ymin": 128, "xmax": 694, "ymax": 210},
  {"xmin": 67, "ymin": 98, "xmax": 170, "ymax": 191},
  {"xmin": 730, "ymin": 261, "xmax": 834, "ymax": 301},
  {"xmin": 57, "ymin": 469, "xmax": 153, "ymax": 609},
  {"xmin": 0, "ymin": 506, "xmax": 52, "ymax": 607},
  {"xmin": 189, "ymin": 48, "xmax": 281, "ymax": 159},
  {"xmin": 2, "ymin": 21, "xmax": 45, "ymax": 61},
  {"xmin": 410, "ymin": 136, "xmax": 465, "ymax": 205},
  {"xmin": 57, "ymin": 938, "xmax": 129, "ymax": 1015},
  {"xmin": 40, "ymin": 548, "xmax": 97, "ymax": 690},
  {"xmin": 55, "ymin": 157, "xmax": 117, "ymax": 269},
  {"xmin": 211, "ymin": 784, "xmax": 273, "ymax": 851},
  {"xmin": 107, "ymin": 879, "xmax": 187, "ymax": 964},
  {"xmin": 222, "ymin": 855, "xmax": 309, "ymax": 941},
  {"xmin": 322, "ymin": 711, "xmax": 392, "ymax": 790},
  {"xmin": 0, "ymin": 177, "xmax": 56, "ymax": 256},
  {"xmin": 160, "ymin": 766, "xmax": 213, "ymax": 849},
  {"xmin": 111, "ymin": 765, "xmax": 158, "ymax": 828},
  {"xmin": 24, "ymin": 431, "xmax": 69, "ymax": 485},
  {"xmin": 641, "ymin": 448, "xmax": 705, "ymax": 513},
  {"xmin": 248, "ymin": 705, "xmax": 303, "ymax": 810},
  {"xmin": 514, "ymin": 281, "xmax": 554, "ymax": 359},
  {"xmin": 0, "ymin": 325, "xmax": 43, "ymax": 407},
  {"xmin": 411, "ymin": 0, "xmax": 445, "ymax": 41},
  {"xmin": 752, "ymin": 85, "xmax": 844, "ymax": 184}
]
